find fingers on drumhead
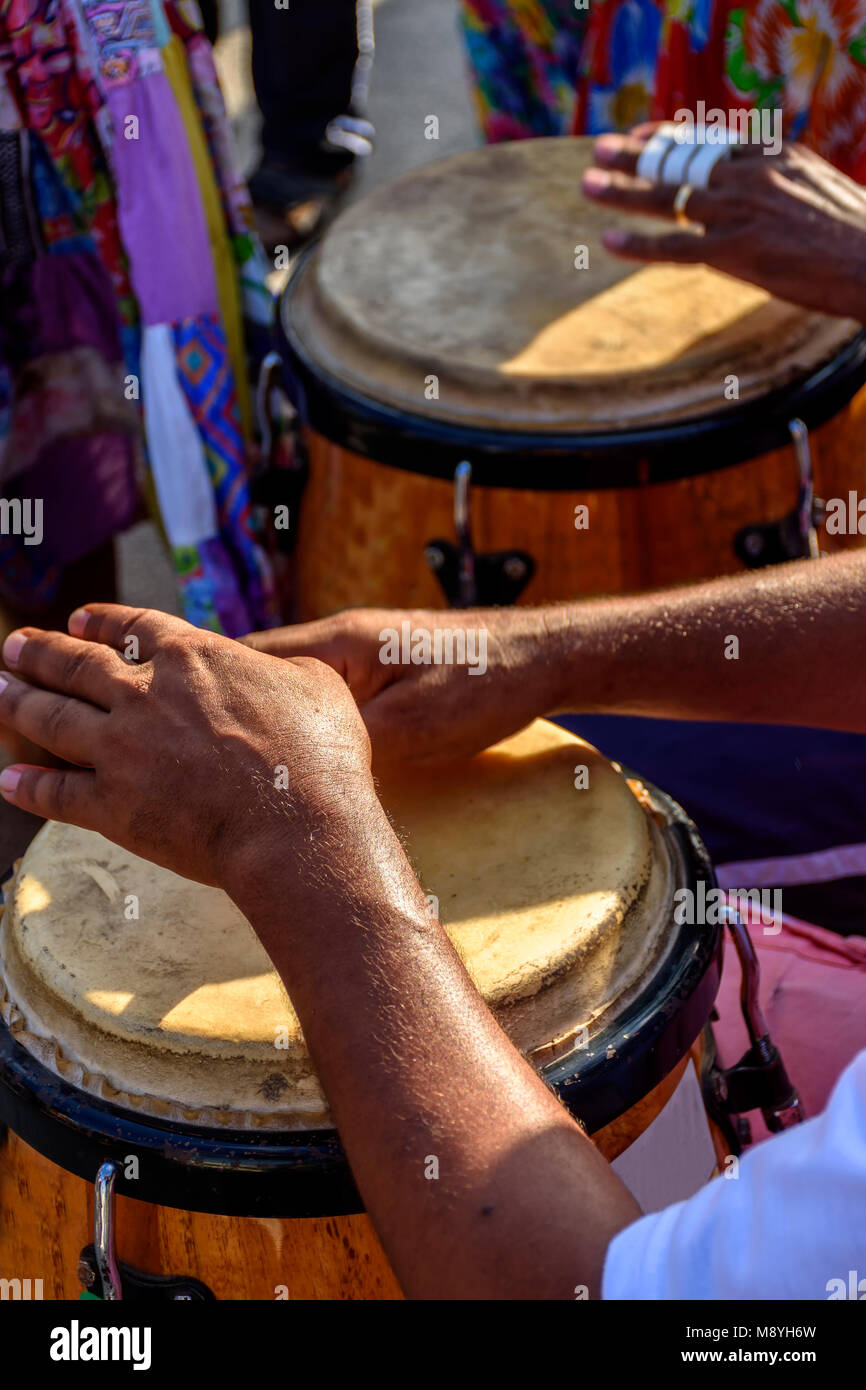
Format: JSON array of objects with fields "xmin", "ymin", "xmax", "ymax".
[
  {"xmin": 592, "ymin": 134, "xmax": 646, "ymax": 172},
  {"xmin": 0, "ymin": 764, "xmax": 97, "ymax": 824},
  {"xmin": 602, "ymin": 226, "xmax": 716, "ymax": 261},
  {"xmin": 1, "ymin": 628, "xmax": 123, "ymax": 710},
  {"xmin": 0, "ymin": 675, "xmax": 106, "ymax": 766},
  {"xmin": 586, "ymin": 171, "xmax": 720, "ymax": 229},
  {"xmin": 68, "ymin": 603, "xmax": 187, "ymax": 663}
]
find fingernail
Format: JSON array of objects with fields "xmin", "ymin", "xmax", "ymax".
[
  {"xmin": 603, "ymin": 228, "xmax": 629, "ymax": 251},
  {"xmin": 2, "ymin": 632, "xmax": 26, "ymax": 667},
  {"xmin": 68, "ymin": 608, "xmax": 90, "ymax": 638},
  {"xmin": 593, "ymin": 136, "xmax": 621, "ymax": 164},
  {"xmin": 0, "ymin": 767, "xmax": 21, "ymax": 796},
  {"xmin": 582, "ymin": 169, "xmax": 610, "ymax": 193},
  {"xmin": 0, "ymin": 675, "xmax": 6, "ymax": 695}
]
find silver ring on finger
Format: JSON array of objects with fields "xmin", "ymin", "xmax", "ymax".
[
  {"xmin": 687, "ymin": 140, "xmax": 736, "ymax": 189},
  {"xmin": 635, "ymin": 123, "xmax": 680, "ymax": 183},
  {"xmin": 659, "ymin": 140, "xmax": 700, "ymax": 185}
]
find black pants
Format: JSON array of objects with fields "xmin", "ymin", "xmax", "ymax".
[
  {"xmin": 200, "ymin": 2, "xmax": 360, "ymax": 167},
  {"xmin": 252, "ymin": 0, "xmax": 360, "ymax": 166},
  {"xmin": 198, "ymin": 0, "xmax": 219, "ymax": 45}
]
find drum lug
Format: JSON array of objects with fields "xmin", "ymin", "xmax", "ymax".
[
  {"xmin": 251, "ymin": 352, "xmax": 309, "ymax": 557},
  {"xmin": 733, "ymin": 418, "xmax": 824, "ymax": 568},
  {"xmin": 426, "ymin": 461, "xmax": 536, "ymax": 607},
  {"xmin": 84, "ymin": 1160, "xmax": 215, "ymax": 1301},
  {"xmin": 425, "ymin": 540, "xmax": 535, "ymax": 607}
]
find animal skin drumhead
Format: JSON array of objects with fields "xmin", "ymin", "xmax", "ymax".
[
  {"xmin": 0, "ymin": 721, "xmax": 675, "ymax": 1129},
  {"xmin": 285, "ymin": 137, "xmax": 857, "ymax": 430}
]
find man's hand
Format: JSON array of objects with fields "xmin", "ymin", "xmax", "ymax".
[
  {"xmin": 582, "ymin": 126, "xmax": 866, "ymax": 322},
  {"xmin": 240, "ymin": 606, "xmax": 568, "ymax": 765},
  {"xmin": 0, "ymin": 602, "xmax": 642, "ymax": 1298},
  {"xmin": 0, "ymin": 604, "xmax": 375, "ymax": 892}
]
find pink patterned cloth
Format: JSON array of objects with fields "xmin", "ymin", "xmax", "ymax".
[{"xmin": 714, "ymin": 910, "xmax": 866, "ymax": 1144}]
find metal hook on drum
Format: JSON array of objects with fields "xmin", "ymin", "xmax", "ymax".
[
  {"xmin": 734, "ymin": 418, "xmax": 826, "ymax": 568},
  {"xmin": 94, "ymin": 1160, "xmax": 122, "ymax": 1301},
  {"xmin": 425, "ymin": 461, "xmax": 536, "ymax": 608},
  {"xmin": 78, "ymin": 1162, "xmax": 216, "ymax": 1300}
]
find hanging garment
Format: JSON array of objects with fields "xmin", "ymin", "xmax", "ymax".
[{"xmin": 0, "ymin": 0, "xmax": 279, "ymax": 635}]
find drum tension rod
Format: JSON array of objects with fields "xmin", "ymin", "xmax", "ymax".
[
  {"xmin": 425, "ymin": 461, "xmax": 536, "ymax": 608},
  {"xmin": 711, "ymin": 909, "xmax": 803, "ymax": 1138},
  {"xmin": 733, "ymin": 418, "xmax": 825, "ymax": 569},
  {"xmin": 92, "ymin": 1160, "xmax": 122, "ymax": 1300}
]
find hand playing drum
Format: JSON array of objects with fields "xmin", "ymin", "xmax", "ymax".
[{"xmin": 582, "ymin": 123, "xmax": 866, "ymax": 324}]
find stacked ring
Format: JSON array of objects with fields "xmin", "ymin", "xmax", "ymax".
[
  {"xmin": 635, "ymin": 123, "xmax": 681, "ymax": 183},
  {"xmin": 636, "ymin": 123, "xmax": 738, "ymax": 190}
]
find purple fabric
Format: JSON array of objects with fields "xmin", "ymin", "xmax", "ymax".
[
  {"xmin": 31, "ymin": 252, "xmax": 126, "ymax": 360},
  {"xmin": 0, "ymin": 251, "xmax": 124, "ymax": 369},
  {"xmin": 107, "ymin": 72, "xmax": 219, "ymax": 325},
  {"xmin": 2, "ymin": 431, "xmax": 139, "ymax": 566},
  {"xmin": 0, "ymin": 250, "xmax": 138, "ymax": 564}
]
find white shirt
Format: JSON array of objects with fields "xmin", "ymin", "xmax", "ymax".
[{"xmin": 602, "ymin": 1049, "xmax": 866, "ymax": 1300}]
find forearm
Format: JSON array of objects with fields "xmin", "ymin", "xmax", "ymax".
[
  {"xmin": 231, "ymin": 795, "xmax": 639, "ymax": 1300},
  {"xmin": 534, "ymin": 550, "xmax": 866, "ymax": 732}
]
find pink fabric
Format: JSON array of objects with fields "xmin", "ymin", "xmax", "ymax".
[{"xmin": 713, "ymin": 912, "xmax": 866, "ymax": 1144}]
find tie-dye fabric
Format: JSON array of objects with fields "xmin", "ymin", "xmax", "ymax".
[
  {"xmin": 0, "ymin": 0, "xmax": 277, "ymax": 635},
  {"xmin": 459, "ymin": 0, "xmax": 589, "ymax": 140}
]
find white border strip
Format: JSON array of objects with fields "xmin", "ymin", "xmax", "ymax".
[{"xmin": 716, "ymin": 842, "xmax": 866, "ymax": 890}]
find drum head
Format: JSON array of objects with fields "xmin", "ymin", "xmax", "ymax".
[
  {"xmin": 1, "ymin": 723, "xmax": 686, "ymax": 1132},
  {"xmin": 286, "ymin": 137, "xmax": 857, "ymax": 431}
]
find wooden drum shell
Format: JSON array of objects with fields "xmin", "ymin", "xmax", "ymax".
[
  {"xmin": 0, "ymin": 1129, "xmax": 399, "ymax": 1301},
  {"xmin": 294, "ymin": 396, "xmax": 866, "ymax": 620},
  {"xmin": 0, "ymin": 1032, "xmax": 723, "ymax": 1301}
]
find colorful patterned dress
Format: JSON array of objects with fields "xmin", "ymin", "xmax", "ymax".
[
  {"xmin": 0, "ymin": 0, "xmax": 279, "ymax": 635},
  {"xmin": 460, "ymin": 0, "xmax": 866, "ymax": 179},
  {"xmin": 458, "ymin": 0, "xmax": 589, "ymax": 140},
  {"xmin": 578, "ymin": 0, "xmax": 866, "ymax": 180}
]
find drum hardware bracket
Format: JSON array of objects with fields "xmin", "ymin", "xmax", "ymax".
[
  {"xmin": 77, "ymin": 1246, "xmax": 216, "ymax": 1302},
  {"xmin": 712, "ymin": 1037, "xmax": 802, "ymax": 1135},
  {"xmin": 709, "ymin": 909, "xmax": 803, "ymax": 1139},
  {"xmin": 699, "ymin": 1025, "xmax": 747, "ymax": 1157},
  {"xmin": 425, "ymin": 539, "xmax": 536, "ymax": 608},
  {"xmin": 252, "ymin": 351, "xmax": 309, "ymax": 556},
  {"xmin": 733, "ymin": 417, "xmax": 825, "ymax": 569},
  {"xmin": 426, "ymin": 460, "xmax": 536, "ymax": 607}
]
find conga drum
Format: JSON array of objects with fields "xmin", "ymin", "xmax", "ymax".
[
  {"xmin": 1, "ymin": 722, "xmax": 736, "ymax": 1300},
  {"xmin": 279, "ymin": 137, "xmax": 866, "ymax": 618}
]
